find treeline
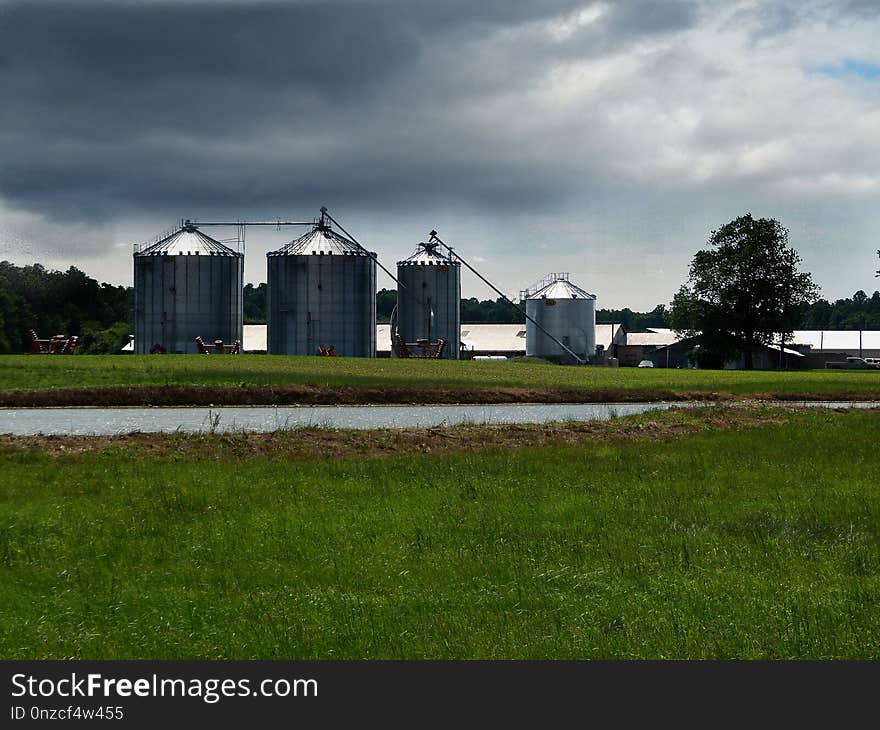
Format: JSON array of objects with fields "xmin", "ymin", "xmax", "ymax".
[
  {"xmin": 3, "ymin": 261, "xmax": 880, "ymax": 354},
  {"xmin": 244, "ymin": 283, "xmax": 266, "ymax": 324},
  {"xmin": 241, "ymin": 285, "xmax": 880, "ymax": 330},
  {"xmin": 596, "ymin": 305, "xmax": 669, "ymax": 330},
  {"xmin": 802, "ymin": 290, "xmax": 880, "ymax": 329},
  {"xmin": 246, "ymin": 288, "xmax": 535, "ymax": 324},
  {"xmin": 379, "ymin": 290, "xmax": 524, "ymax": 323},
  {"xmin": 0, "ymin": 262, "xmax": 130, "ymax": 354},
  {"xmin": 198, "ymin": 285, "xmax": 880, "ymax": 331},
  {"xmin": 588, "ymin": 294, "xmax": 880, "ymax": 332}
]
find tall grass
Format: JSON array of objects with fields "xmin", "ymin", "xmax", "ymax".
[{"xmin": 1, "ymin": 410, "xmax": 879, "ymax": 658}]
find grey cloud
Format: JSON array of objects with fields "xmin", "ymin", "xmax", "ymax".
[
  {"xmin": 1, "ymin": 3, "xmax": 420, "ymax": 93},
  {"xmin": 0, "ymin": 0, "xmax": 702, "ymax": 221},
  {"xmin": 837, "ymin": 0, "xmax": 880, "ymax": 19},
  {"xmin": 1, "ymin": 0, "xmax": 879, "ymax": 310},
  {"xmin": 725, "ymin": 0, "xmax": 880, "ymax": 42},
  {"xmin": 602, "ymin": 0, "xmax": 699, "ymax": 37}
]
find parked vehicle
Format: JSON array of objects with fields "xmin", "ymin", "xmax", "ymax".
[
  {"xmin": 826, "ymin": 357, "xmax": 880, "ymax": 370},
  {"xmin": 637, "ymin": 360, "xmax": 654, "ymax": 368}
]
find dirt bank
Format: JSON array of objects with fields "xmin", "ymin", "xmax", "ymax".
[
  {"xmin": 0, "ymin": 406, "xmax": 822, "ymax": 460},
  {"xmin": 0, "ymin": 382, "xmax": 850, "ymax": 408},
  {"xmin": 0, "ymin": 383, "xmax": 878, "ymax": 408},
  {"xmin": 0, "ymin": 384, "xmax": 732, "ymax": 407}
]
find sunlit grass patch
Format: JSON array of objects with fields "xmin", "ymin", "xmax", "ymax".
[
  {"xmin": 1, "ymin": 354, "xmax": 879, "ymax": 399},
  {"xmin": 1, "ymin": 409, "xmax": 879, "ymax": 659}
]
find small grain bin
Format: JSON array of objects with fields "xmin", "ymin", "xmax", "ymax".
[{"xmin": 523, "ymin": 273, "xmax": 596, "ymax": 362}]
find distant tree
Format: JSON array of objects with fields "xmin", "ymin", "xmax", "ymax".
[
  {"xmin": 669, "ymin": 214, "xmax": 819, "ymax": 369},
  {"xmin": 376, "ymin": 288, "xmax": 397, "ymax": 323},
  {"xmin": 596, "ymin": 304, "xmax": 669, "ymax": 330},
  {"xmin": 801, "ymin": 290, "xmax": 880, "ymax": 329},
  {"xmin": 379, "ymin": 289, "xmax": 523, "ymax": 324},
  {"xmin": 78, "ymin": 321, "xmax": 131, "ymax": 354},
  {"xmin": 243, "ymin": 283, "xmax": 267, "ymax": 323},
  {"xmin": 459, "ymin": 296, "xmax": 523, "ymax": 323}
]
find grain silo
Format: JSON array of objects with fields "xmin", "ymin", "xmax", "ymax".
[
  {"xmin": 523, "ymin": 273, "xmax": 596, "ymax": 363},
  {"xmin": 266, "ymin": 213, "xmax": 376, "ymax": 357},
  {"xmin": 133, "ymin": 222, "xmax": 243, "ymax": 354},
  {"xmin": 395, "ymin": 238, "xmax": 461, "ymax": 358}
]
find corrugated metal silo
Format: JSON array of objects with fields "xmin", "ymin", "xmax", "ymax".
[
  {"xmin": 133, "ymin": 223, "xmax": 243, "ymax": 354},
  {"xmin": 524, "ymin": 273, "xmax": 596, "ymax": 362},
  {"xmin": 395, "ymin": 239, "xmax": 460, "ymax": 358},
  {"xmin": 266, "ymin": 215, "xmax": 376, "ymax": 356}
]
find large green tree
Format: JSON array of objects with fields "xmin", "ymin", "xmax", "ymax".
[{"xmin": 669, "ymin": 214, "xmax": 819, "ymax": 369}]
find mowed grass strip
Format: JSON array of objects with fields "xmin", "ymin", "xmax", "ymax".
[
  {"xmin": 1, "ymin": 353, "xmax": 880, "ymax": 399},
  {"xmin": 1, "ymin": 410, "xmax": 879, "ymax": 659}
]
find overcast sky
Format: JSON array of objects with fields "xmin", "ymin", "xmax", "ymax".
[{"xmin": 1, "ymin": 0, "xmax": 878, "ymax": 307}]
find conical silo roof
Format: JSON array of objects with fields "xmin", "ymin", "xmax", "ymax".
[
  {"xmin": 136, "ymin": 223, "xmax": 239, "ymax": 256},
  {"xmin": 398, "ymin": 240, "xmax": 458, "ymax": 266},
  {"xmin": 529, "ymin": 279, "xmax": 594, "ymax": 299},
  {"xmin": 524, "ymin": 273, "xmax": 595, "ymax": 300},
  {"xmin": 270, "ymin": 223, "xmax": 367, "ymax": 256}
]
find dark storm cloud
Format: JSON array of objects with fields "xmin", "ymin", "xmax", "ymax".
[
  {"xmin": 0, "ymin": 0, "xmax": 700, "ymax": 221},
  {"xmin": 2, "ymin": 3, "xmax": 418, "ymax": 91}
]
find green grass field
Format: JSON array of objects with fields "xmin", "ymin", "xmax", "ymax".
[
  {"xmin": 1, "ymin": 354, "xmax": 880, "ymax": 397},
  {"xmin": 2, "ymin": 408, "xmax": 879, "ymax": 659}
]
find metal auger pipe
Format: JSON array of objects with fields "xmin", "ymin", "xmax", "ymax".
[{"xmin": 428, "ymin": 231, "xmax": 586, "ymax": 365}]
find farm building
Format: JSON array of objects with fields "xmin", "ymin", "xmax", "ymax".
[
  {"xmin": 382, "ymin": 322, "xmax": 624, "ymax": 359},
  {"xmin": 616, "ymin": 329, "xmax": 681, "ymax": 366},
  {"xmin": 127, "ymin": 323, "xmax": 878, "ymax": 368},
  {"xmin": 234, "ymin": 323, "xmax": 625, "ymax": 358},
  {"xmin": 616, "ymin": 328, "xmax": 880, "ymax": 369},
  {"xmin": 647, "ymin": 337, "xmax": 805, "ymax": 369},
  {"xmin": 788, "ymin": 331, "xmax": 880, "ymax": 367}
]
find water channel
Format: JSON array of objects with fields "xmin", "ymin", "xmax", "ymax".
[{"xmin": 0, "ymin": 401, "xmax": 875, "ymax": 436}]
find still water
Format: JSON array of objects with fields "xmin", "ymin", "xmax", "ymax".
[
  {"xmin": 0, "ymin": 402, "xmax": 693, "ymax": 436},
  {"xmin": 0, "ymin": 401, "xmax": 875, "ymax": 437}
]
